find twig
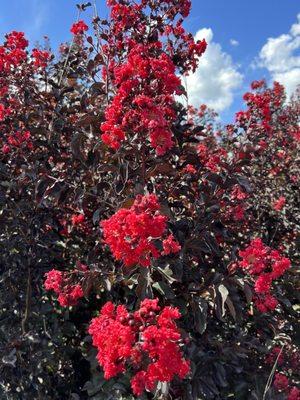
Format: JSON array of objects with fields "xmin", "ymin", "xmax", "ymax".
[
  {"xmin": 262, "ymin": 344, "xmax": 285, "ymax": 400},
  {"xmin": 58, "ymin": 9, "xmax": 81, "ymax": 86},
  {"xmin": 21, "ymin": 267, "xmax": 32, "ymax": 334}
]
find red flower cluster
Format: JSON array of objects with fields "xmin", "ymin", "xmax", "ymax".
[
  {"xmin": 236, "ymin": 81, "xmax": 285, "ymax": 135},
  {"xmin": 44, "ymin": 269, "xmax": 84, "ymax": 307},
  {"xmin": 273, "ymin": 373, "xmax": 300, "ymax": 399},
  {"xmin": 0, "ymin": 103, "xmax": 11, "ymax": 121},
  {"xmin": 162, "ymin": 234, "xmax": 182, "ymax": 255},
  {"xmin": 71, "ymin": 213, "xmax": 85, "ymax": 226},
  {"xmin": 88, "ymin": 298, "xmax": 190, "ymax": 396},
  {"xmin": 273, "ymin": 196, "xmax": 286, "ymax": 211},
  {"xmin": 101, "ymin": 194, "xmax": 181, "ymax": 267},
  {"xmin": 0, "ymin": 31, "xmax": 28, "ymax": 71},
  {"xmin": 101, "ymin": 43, "xmax": 182, "ymax": 155},
  {"xmin": 164, "ymin": 21, "xmax": 207, "ymax": 73},
  {"xmin": 288, "ymin": 387, "xmax": 300, "ymax": 400},
  {"xmin": 8, "ymin": 130, "xmax": 32, "ymax": 147},
  {"xmin": 265, "ymin": 346, "xmax": 285, "ymax": 367},
  {"xmin": 230, "ymin": 185, "xmax": 248, "ymax": 201},
  {"xmin": 109, "ymin": 2, "xmax": 142, "ymax": 34},
  {"xmin": 183, "ymin": 164, "xmax": 197, "ymax": 174},
  {"xmin": 238, "ymin": 238, "xmax": 291, "ymax": 312},
  {"xmin": 31, "ymin": 48, "xmax": 51, "ymax": 68},
  {"xmin": 265, "ymin": 345, "xmax": 300, "ymax": 398},
  {"xmin": 70, "ymin": 20, "xmax": 88, "ymax": 35},
  {"xmin": 228, "ymin": 204, "xmax": 246, "ymax": 222},
  {"xmin": 2, "ymin": 130, "xmax": 33, "ymax": 154},
  {"xmin": 6, "ymin": 31, "xmax": 28, "ymax": 50},
  {"xmin": 101, "ymin": 0, "xmax": 206, "ymax": 154},
  {"xmin": 197, "ymin": 143, "xmax": 228, "ymax": 172},
  {"xmin": 274, "ymin": 373, "xmax": 289, "ymax": 391}
]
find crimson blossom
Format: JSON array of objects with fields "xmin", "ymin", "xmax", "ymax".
[
  {"xmin": 88, "ymin": 298, "xmax": 190, "ymax": 396},
  {"xmin": 100, "ymin": 0, "xmax": 206, "ymax": 154},
  {"xmin": 238, "ymin": 238, "xmax": 291, "ymax": 312},
  {"xmin": 44, "ymin": 269, "xmax": 84, "ymax": 307},
  {"xmin": 101, "ymin": 194, "xmax": 181, "ymax": 267},
  {"xmin": 70, "ymin": 20, "xmax": 89, "ymax": 35}
]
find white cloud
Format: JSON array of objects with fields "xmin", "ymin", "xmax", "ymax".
[
  {"xmin": 257, "ymin": 13, "xmax": 300, "ymax": 97},
  {"xmin": 230, "ymin": 39, "xmax": 239, "ymax": 47},
  {"xmin": 185, "ymin": 28, "xmax": 243, "ymax": 112}
]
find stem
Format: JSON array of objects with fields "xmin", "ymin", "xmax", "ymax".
[
  {"xmin": 262, "ymin": 344, "xmax": 285, "ymax": 400},
  {"xmin": 141, "ymin": 143, "xmax": 146, "ymax": 188},
  {"xmin": 58, "ymin": 9, "xmax": 81, "ymax": 86},
  {"xmin": 21, "ymin": 267, "xmax": 32, "ymax": 334}
]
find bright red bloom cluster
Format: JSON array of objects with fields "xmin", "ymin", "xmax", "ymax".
[
  {"xmin": 230, "ymin": 185, "xmax": 248, "ymax": 201},
  {"xmin": 238, "ymin": 238, "xmax": 291, "ymax": 312},
  {"xmin": 71, "ymin": 213, "xmax": 85, "ymax": 226},
  {"xmin": 100, "ymin": 0, "xmax": 206, "ymax": 154},
  {"xmin": 88, "ymin": 298, "xmax": 190, "ymax": 396},
  {"xmin": 31, "ymin": 48, "xmax": 51, "ymax": 68},
  {"xmin": 44, "ymin": 269, "xmax": 84, "ymax": 307},
  {"xmin": 6, "ymin": 31, "xmax": 28, "ymax": 50},
  {"xmin": 101, "ymin": 194, "xmax": 180, "ymax": 267},
  {"xmin": 0, "ymin": 31, "xmax": 28, "ymax": 71},
  {"xmin": 162, "ymin": 234, "xmax": 182, "ymax": 255},
  {"xmin": 101, "ymin": 43, "xmax": 182, "ymax": 155},
  {"xmin": 70, "ymin": 20, "xmax": 88, "ymax": 35}
]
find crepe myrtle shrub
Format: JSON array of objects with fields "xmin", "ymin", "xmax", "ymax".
[{"xmin": 0, "ymin": 1, "xmax": 299, "ymax": 399}]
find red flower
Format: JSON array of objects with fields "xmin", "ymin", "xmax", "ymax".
[
  {"xmin": 71, "ymin": 213, "xmax": 85, "ymax": 226},
  {"xmin": 239, "ymin": 239, "xmax": 290, "ymax": 312},
  {"xmin": 0, "ymin": 103, "xmax": 11, "ymax": 121},
  {"xmin": 70, "ymin": 20, "xmax": 88, "ymax": 35},
  {"xmin": 6, "ymin": 31, "xmax": 28, "ymax": 50},
  {"xmin": 288, "ymin": 387, "xmax": 300, "ymax": 400},
  {"xmin": 265, "ymin": 347, "xmax": 285, "ymax": 366},
  {"xmin": 162, "ymin": 234, "xmax": 181, "ymax": 256},
  {"xmin": 254, "ymin": 274, "xmax": 272, "ymax": 294},
  {"xmin": 273, "ymin": 373, "xmax": 289, "ymax": 392},
  {"xmin": 272, "ymin": 196, "xmax": 286, "ymax": 211},
  {"xmin": 57, "ymin": 284, "xmax": 84, "ymax": 307},
  {"xmin": 44, "ymin": 269, "xmax": 63, "ymax": 294},
  {"xmin": 101, "ymin": 194, "xmax": 180, "ymax": 267},
  {"xmin": 251, "ymin": 80, "xmax": 265, "ymax": 90},
  {"xmin": 6, "ymin": 130, "xmax": 31, "ymax": 148},
  {"xmin": 2, "ymin": 144, "xmax": 10, "ymax": 154},
  {"xmin": 100, "ymin": 44, "xmax": 181, "ymax": 155},
  {"xmin": 44, "ymin": 269, "xmax": 84, "ymax": 307},
  {"xmin": 183, "ymin": 164, "xmax": 197, "ymax": 174},
  {"xmin": 88, "ymin": 299, "xmax": 190, "ymax": 396},
  {"xmin": 32, "ymin": 48, "xmax": 50, "ymax": 68},
  {"xmin": 231, "ymin": 185, "xmax": 248, "ymax": 200}
]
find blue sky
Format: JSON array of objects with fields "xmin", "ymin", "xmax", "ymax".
[{"xmin": 1, "ymin": 0, "xmax": 299, "ymax": 121}]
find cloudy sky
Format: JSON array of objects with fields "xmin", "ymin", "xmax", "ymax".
[{"xmin": 0, "ymin": 0, "xmax": 299, "ymax": 121}]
